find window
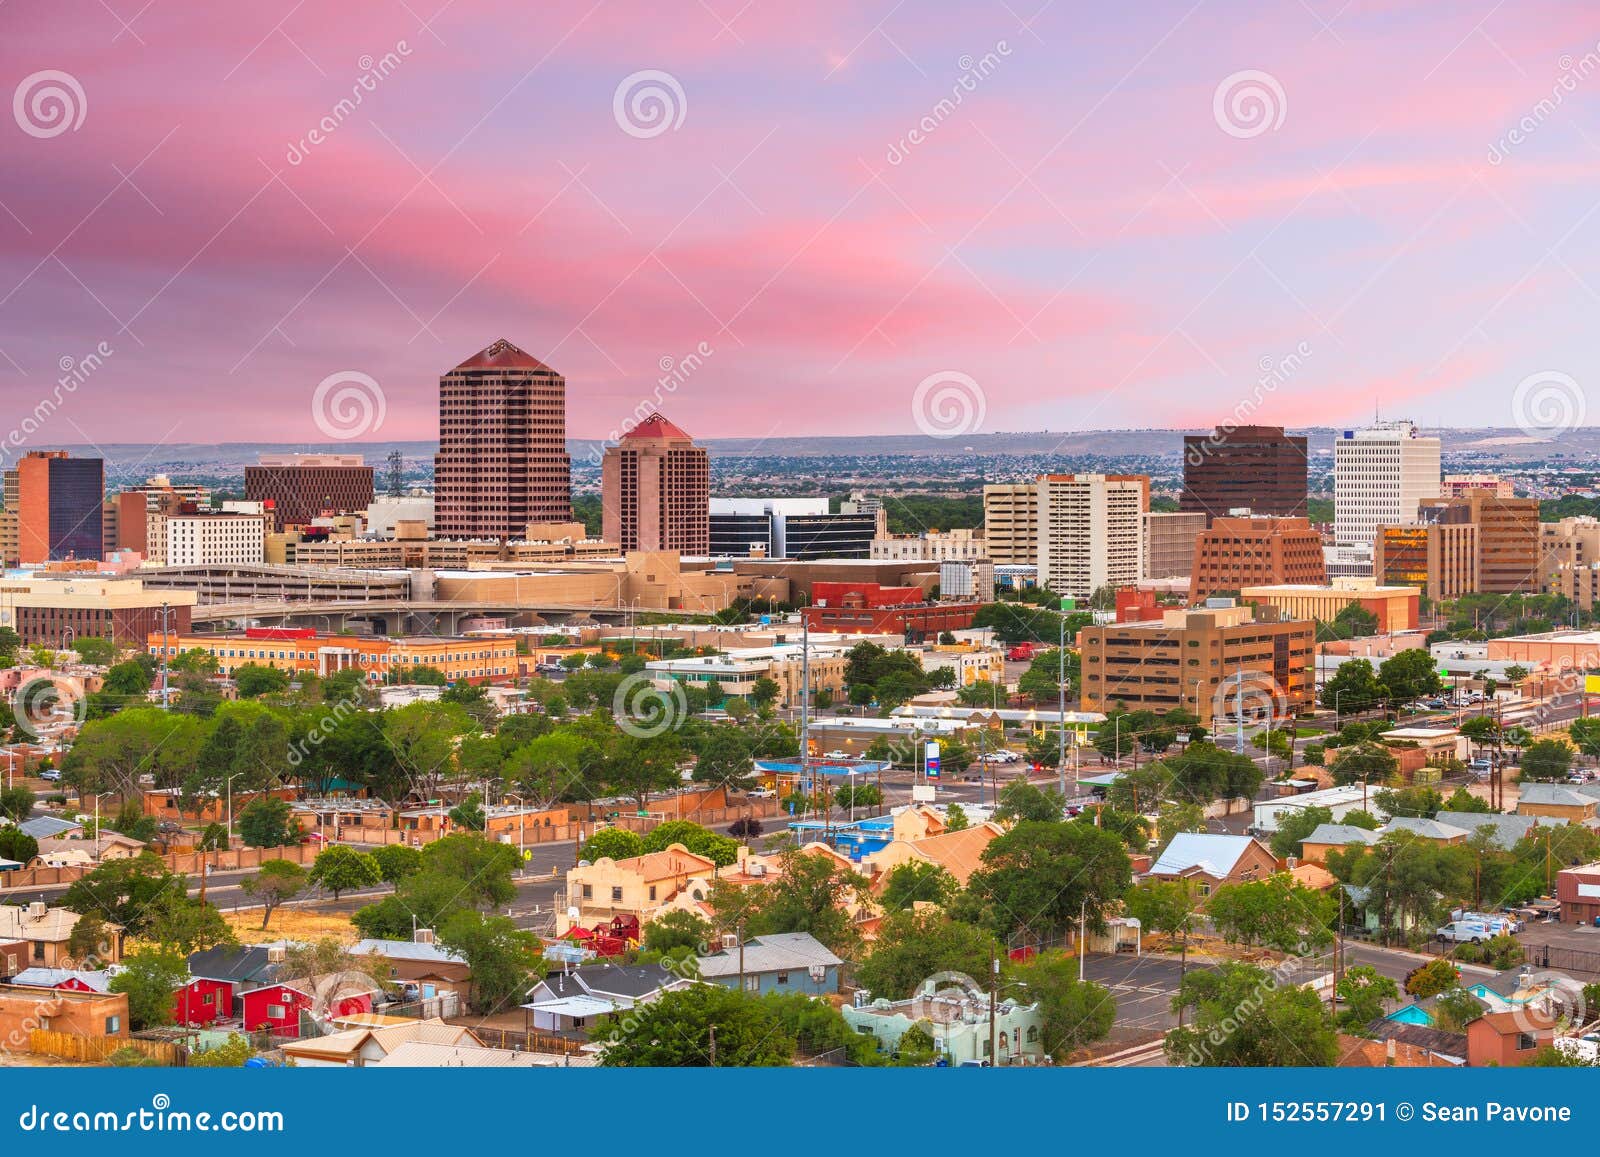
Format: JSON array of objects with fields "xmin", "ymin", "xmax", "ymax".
[
  {"xmin": 648, "ymin": 886, "xmax": 657, "ymax": 901},
  {"xmin": 581, "ymin": 884, "xmax": 593, "ymax": 900},
  {"xmin": 744, "ymin": 976, "xmax": 759, "ymax": 992},
  {"xmin": 32, "ymin": 942, "xmax": 44, "ymax": 962},
  {"xmin": 267, "ymin": 1004, "xmax": 286, "ymax": 1019},
  {"xmin": 201, "ymin": 991, "xmax": 214, "ymax": 1006},
  {"xmin": 104, "ymin": 1016, "xmax": 120, "ymax": 1034},
  {"xmin": 611, "ymin": 886, "xmax": 623, "ymax": 902},
  {"xmin": 775, "ymin": 971, "xmax": 789, "ymax": 985},
  {"xmin": 1516, "ymin": 1033, "xmax": 1537, "ymax": 1051}
]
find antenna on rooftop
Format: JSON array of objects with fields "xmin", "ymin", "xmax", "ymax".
[{"xmin": 386, "ymin": 450, "xmax": 404, "ymax": 497}]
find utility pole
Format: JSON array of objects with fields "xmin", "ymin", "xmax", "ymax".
[
  {"xmin": 989, "ymin": 955, "xmax": 999, "ymax": 1067},
  {"xmin": 737, "ymin": 918, "xmax": 746, "ymax": 994},
  {"xmin": 1078, "ymin": 898, "xmax": 1087, "ymax": 982},
  {"xmin": 708, "ymin": 1023, "xmax": 716, "ymax": 1067},
  {"xmin": 1057, "ymin": 600, "xmax": 1067, "ymax": 799}
]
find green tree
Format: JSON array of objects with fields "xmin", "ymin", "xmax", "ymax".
[
  {"xmin": 1329, "ymin": 741, "xmax": 1399, "ymax": 787},
  {"xmin": 711, "ymin": 849, "xmax": 865, "ymax": 956},
  {"xmin": 582, "ymin": 827, "xmax": 646, "ymax": 862},
  {"xmin": 1155, "ymin": 800, "xmax": 1206, "ymax": 851},
  {"xmin": 596, "ymin": 984, "xmax": 793, "ymax": 1067},
  {"xmin": 1519, "ymin": 738, "xmax": 1573, "ymax": 782},
  {"xmin": 879, "ymin": 861, "xmax": 959, "ymax": 911},
  {"xmin": 1207, "ymin": 875, "xmax": 1334, "ymax": 952},
  {"xmin": 419, "ymin": 834, "xmax": 519, "ymax": 909},
  {"xmin": 146, "ymin": 894, "xmax": 237, "ymax": 955},
  {"xmin": 855, "ymin": 910, "xmax": 1002, "ymax": 1001},
  {"xmin": 109, "ymin": 948, "xmax": 189, "ymax": 1030},
  {"xmin": 1167, "ymin": 962, "xmax": 1338, "ymax": 1066},
  {"xmin": 446, "ymin": 791, "xmax": 487, "ymax": 831},
  {"xmin": 945, "ymin": 802, "xmax": 969, "ymax": 831},
  {"xmin": 1269, "ymin": 805, "xmax": 1334, "ymax": 860},
  {"xmin": 371, "ymin": 843, "xmax": 423, "ymax": 883},
  {"xmin": 1124, "ymin": 878, "xmax": 1201, "ymax": 1004},
  {"xmin": 964, "ymin": 820, "xmax": 1131, "ymax": 942},
  {"xmin": 1405, "ymin": 957, "xmax": 1463, "ymax": 998},
  {"xmin": 439, "ymin": 909, "xmax": 538, "ymax": 1015},
  {"xmin": 1378, "ymin": 649, "xmax": 1444, "ymax": 703},
  {"xmin": 642, "ymin": 820, "xmax": 739, "ymax": 866},
  {"xmin": 59, "ymin": 853, "xmax": 183, "ymax": 936},
  {"xmin": 0, "ymin": 785, "xmax": 34, "ymax": 822},
  {"xmin": 1335, "ymin": 963, "xmax": 1399, "ymax": 1030},
  {"xmin": 1012, "ymin": 953, "xmax": 1117, "ymax": 1061},
  {"xmin": 642, "ymin": 910, "xmax": 713, "ymax": 955},
  {"xmin": 0, "ymin": 827, "xmax": 38, "ymax": 864},
  {"xmin": 233, "ymin": 663, "xmax": 290, "ymax": 699},
  {"xmin": 993, "ymin": 780, "xmax": 1064, "ymax": 823},
  {"xmin": 236, "ymin": 795, "xmax": 297, "ymax": 848},
  {"xmin": 189, "ymin": 1033, "xmax": 256, "ymax": 1067},
  {"xmin": 1320, "ymin": 658, "xmax": 1386, "ymax": 715},
  {"xmin": 307, "ymin": 845, "xmax": 382, "ymax": 900},
  {"xmin": 241, "ymin": 859, "xmax": 307, "ymax": 930}
]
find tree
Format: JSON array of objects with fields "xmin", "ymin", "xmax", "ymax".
[
  {"xmin": 1124, "ymin": 878, "xmax": 1201, "ymax": 1006},
  {"xmin": 59, "ymin": 853, "xmax": 184, "ymax": 935},
  {"xmin": 188, "ymin": 1033, "xmax": 257, "ymax": 1067},
  {"xmin": 964, "ymin": 821, "xmax": 1131, "ymax": 942},
  {"xmin": 711, "ymin": 849, "xmax": 865, "ymax": 956},
  {"xmin": 642, "ymin": 910, "xmax": 713, "ymax": 955},
  {"xmin": 419, "ymin": 834, "xmax": 519, "ymax": 910},
  {"xmin": 1335, "ymin": 964, "xmax": 1399, "ymax": 1030},
  {"xmin": 233, "ymin": 663, "xmax": 290, "ymax": 699},
  {"xmin": 1519, "ymin": 738, "xmax": 1573, "ymax": 782},
  {"xmin": 1378, "ymin": 649, "xmax": 1444, "ymax": 703},
  {"xmin": 833, "ymin": 784, "xmax": 882, "ymax": 812},
  {"xmin": 690, "ymin": 727, "xmax": 757, "ymax": 792},
  {"xmin": 371, "ymin": 843, "xmax": 423, "ymax": 883},
  {"xmin": 70, "ymin": 636, "xmax": 118, "ymax": 666},
  {"xmin": 1444, "ymin": 786, "xmax": 1492, "ymax": 814},
  {"xmin": 146, "ymin": 894, "xmax": 237, "ymax": 955},
  {"xmin": 236, "ymin": 796, "xmax": 297, "ymax": 848},
  {"xmin": 1207, "ymin": 875, "xmax": 1334, "ymax": 953},
  {"xmin": 993, "ymin": 780, "xmax": 1065, "ymax": 823},
  {"xmin": 1460, "ymin": 714, "xmax": 1502, "ymax": 751},
  {"xmin": 1329, "ymin": 741, "xmax": 1399, "ymax": 787},
  {"xmin": 604, "ymin": 733, "xmax": 684, "ymax": 809},
  {"xmin": 1320, "ymin": 659, "xmax": 1386, "ymax": 715},
  {"xmin": 0, "ymin": 827, "xmax": 38, "ymax": 864},
  {"xmin": 1012, "ymin": 953, "xmax": 1117, "ymax": 1060},
  {"xmin": 1167, "ymin": 962, "xmax": 1338, "ymax": 1067},
  {"xmin": 1155, "ymin": 800, "xmax": 1206, "ymax": 851},
  {"xmin": 879, "ymin": 861, "xmax": 959, "ymax": 911},
  {"xmin": 1373, "ymin": 784, "xmax": 1444, "ymax": 818},
  {"xmin": 642, "ymin": 820, "xmax": 739, "ymax": 866},
  {"xmin": 241, "ymin": 859, "xmax": 307, "ymax": 929},
  {"xmin": 856, "ymin": 910, "xmax": 1002, "ymax": 1001},
  {"xmin": 596, "ymin": 984, "xmax": 793, "ymax": 1066},
  {"xmin": 1503, "ymin": 664, "xmax": 1530, "ymax": 685},
  {"xmin": 198, "ymin": 823, "xmax": 229, "ymax": 851},
  {"xmin": 447, "ymin": 791, "xmax": 487, "ymax": 832},
  {"xmin": 109, "ymin": 948, "xmax": 189, "ymax": 1030},
  {"xmin": 0, "ymin": 785, "xmax": 34, "ymax": 822},
  {"xmin": 582, "ymin": 827, "xmax": 646, "ymax": 862},
  {"xmin": 439, "ymin": 909, "xmax": 538, "ymax": 1014},
  {"xmin": 1433, "ymin": 986, "xmax": 1485, "ymax": 1032},
  {"xmin": 1269, "ymin": 805, "xmax": 1334, "ymax": 860},
  {"xmin": 307, "ymin": 845, "xmax": 382, "ymax": 900},
  {"xmin": 66, "ymin": 913, "xmax": 116, "ymax": 968}
]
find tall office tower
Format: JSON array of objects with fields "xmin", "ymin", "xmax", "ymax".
[
  {"xmin": 245, "ymin": 453, "xmax": 373, "ymax": 527},
  {"xmin": 1420, "ymin": 490, "xmax": 1541, "ymax": 594},
  {"xmin": 982, "ymin": 483, "xmax": 1040, "ymax": 566},
  {"xmin": 103, "ymin": 491, "xmax": 148, "ymax": 557},
  {"xmin": 1188, "ymin": 515, "xmax": 1327, "ymax": 602},
  {"xmin": 600, "ymin": 413, "xmax": 709, "ymax": 554},
  {"xmin": 434, "ymin": 339, "xmax": 571, "ymax": 537},
  {"xmin": 1036, "ymin": 474, "xmax": 1148, "ymax": 600},
  {"xmin": 17, "ymin": 451, "xmax": 104, "ymax": 563},
  {"xmin": 1180, "ymin": 425, "xmax": 1308, "ymax": 524},
  {"xmin": 1332, "ymin": 421, "xmax": 1441, "ymax": 546}
]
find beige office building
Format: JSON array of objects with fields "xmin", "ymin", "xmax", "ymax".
[
  {"xmin": 1036, "ymin": 474, "xmax": 1147, "ymax": 600},
  {"xmin": 982, "ymin": 484, "xmax": 1039, "ymax": 566},
  {"xmin": 1143, "ymin": 510, "xmax": 1207, "ymax": 580}
]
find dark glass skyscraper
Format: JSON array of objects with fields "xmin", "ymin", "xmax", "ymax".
[{"xmin": 1180, "ymin": 425, "xmax": 1308, "ymax": 525}]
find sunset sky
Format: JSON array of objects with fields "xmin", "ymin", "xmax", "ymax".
[{"xmin": 4, "ymin": 0, "xmax": 1600, "ymax": 447}]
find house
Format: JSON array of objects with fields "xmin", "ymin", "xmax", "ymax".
[
  {"xmin": 863, "ymin": 821, "xmax": 1004, "ymax": 888},
  {"xmin": 349, "ymin": 937, "xmax": 470, "ymax": 1002},
  {"xmin": 182, "ymin": 942, "xmax": 375, "ymax": 1037},
  {"xmin": 0, "ymin": 983, "xmax": 128, "ymax": 1045},
  {"xmin": 559, "ymin": 844, "xmax": 718, "ymax": 934},
  {"xmin": 0, "ymin": 902, "xmax": 123, "ymax": 969},
  {"xmin": 523, "ymin": 962, "xmax": 695, "ymax": 1033},
  {"xmin": 16, "ymin": 816, "xmax": 82, "ymax": 841},
  {"xmin": 1436, "ymin": 811, "xmax": 1557, "ymax": 852},
  {"xmin": 280, "ymin": 1018, "xmax": 481, "ymax": 1067},
  {"xmin": 1299, "ymin": 824, "xmax": 1380, "ymax": 865},
  {"xmin": 1336, "ymin": 1033, "xmax": 1462, "ymax": 1068},
  {"xmin": 1360, "ymin": 1019, "xmax": 1468, "ymax": 1064},
  {"xmin": 33, "ymin": 832, "xmax": 146, "ymax": 868},
  {"xmin": 1556, "ymin": 861, "xmax": 1600, "ymax": 924},
  {"xmin": 1380, "ymin": 817, "xmax": 1470, "ymax": 845},
  {"xmin": 1466, "ymin": 1009, "xmax": 1559, "ymax": 1067},
  {"xmin": 696, "ymin": 932, "xmax": 843, "ymax": 996},
  {"xmin": 1516, "ymin": 783, "xmax": 1599, "ymax": 824},
  {"xmin": 843, "ymin": 975, "xmax": 1046, "ymax": 1066},
  {"xmin": 9, "ymin": 966, "xmax": 119, "ymax": 993},
  {"xmin": 1146, "ymin": 833, "xmax": 1277, "ymax": 894}
]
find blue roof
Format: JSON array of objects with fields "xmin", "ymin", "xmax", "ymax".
[{"xmin": 756, "ymin": 760, "xmax": 892, "ymax": 776}]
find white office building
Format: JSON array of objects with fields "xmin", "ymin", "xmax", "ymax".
[
  {"xmin": 1333, "ymin": 421, "xmax": 1441, "ymax": 546},
  {"xmin": 1036, "ymin": 474, "xmax": 1146, "ymax": 600},
  {"xmin": 938, "ymin": 557, "xmax": 995, "ymax": 601},
  {"xmin": 164, "ymin": 512, "xmax": 266, "ymax": 567}
]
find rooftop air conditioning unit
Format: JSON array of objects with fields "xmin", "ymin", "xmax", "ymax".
[
  {"xmin": 414, "ymin": 927, "xmax": 436, "ymax": 944},
  {"xmin": 748, "ymin": 863, "xmax": 766, "ymax": 878},
  {"xmin": 721, "ymin": 933, "xmax": 738, "ymax": 950}
]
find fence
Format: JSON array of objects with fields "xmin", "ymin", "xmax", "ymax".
[
  {"xmin": 29, "ymin": 1029, "xmax": 186, "ymax": 1066},
  {"xmin": 1524, "ymin": 941, "xmax": 1600, "ymax": 978},
  {"xmin": 466, "ymin": 1025, "xmax": 589, "ymax": 1056}
]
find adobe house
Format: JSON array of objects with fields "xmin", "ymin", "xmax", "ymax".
[{"xmin": 0, "ymin": 903, "xmax": 123, "ymax": 969}]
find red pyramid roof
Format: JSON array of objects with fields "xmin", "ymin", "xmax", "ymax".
[
  {"xmin": 622, "ymin": 413, "xmax": 693, "ymax": 441},
  {"xmin": 453, "ymin": 339, "xmax": 552, "ymax": 372}
]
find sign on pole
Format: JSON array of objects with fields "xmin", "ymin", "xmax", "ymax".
[{"xmin": 925, "ymin": 739, "xmax": 941, "ymax": 780}]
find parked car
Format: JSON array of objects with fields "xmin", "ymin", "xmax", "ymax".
[
  {"xmin": 1437, "ymin": 919, "xmax": 1495, "ymax": 944},
  {"xmin": 822, "ymin": 750, "xmax": 851, "ymax": 760},
  {"xmin": 37, "ymin": 769, "xmax": 61, "ymax": 782},
  {"xmin": 746, "ymin": 787, "xmax": 776, "ymax": 799}
]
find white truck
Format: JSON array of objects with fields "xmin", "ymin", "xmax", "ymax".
[{"xmin": 1436, "ymin": 918, "xmax": 1495, "ymax": 944}]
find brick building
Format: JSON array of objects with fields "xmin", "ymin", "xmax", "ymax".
[
  {"xmin": 17, "ymin": 451, "xmax": 103, "ymax": 564},
  {"xmin": 1188, "ymin": 516, "xmax": 1326, "ymax": 602},
  {"xmin": 600, "ymin": 413, "xmax": 709, "ymax": 554},
  {"xmin": 1419, "ymin": 490, "xmax": 1541, "ymax": 595},
  {"xmin": 801, "ymin": 581, "xmax": 980, "ymax": 637},
  {"xmin": 245, "ymin": 453, "xmax": 374, "ymax": 526}
]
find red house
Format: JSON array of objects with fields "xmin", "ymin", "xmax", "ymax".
[
  {"xmin": 184, "ymin": 943, "xmax": 374, "ymax": 1039},
  {"xmin": 172, "ymin": 976, "xmax": 233, "ymax": 1027},
  {"xmin": 239, "ymin": 982, "xmax": 314, "ymax": 1036},
  {"xmin": 10, "ymin": 967, "xmax": 115, "ymax": 994}
]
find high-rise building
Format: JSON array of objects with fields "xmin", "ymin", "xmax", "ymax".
[
  {"xmin": 1374, "ymin": 522, "xmax": 1479, "ymax": 602},
  {"xmin": 245, "ymin": 453, "xmax": 374, "ymax": 527},
  {"xmin": 434, "ymin": 339, "xmax": 571, "ymax": 538},
  {"xmin": 600, "ymin": 413, "xmax": 709, "ymax": 555},
  {"xmin": 1188, "ymin": 516, "xmax": 1327, "ymax": 602},
  {"xmin": 1143, "ymin": 511, "xmax": 1207, "ymax": 579},
  {"xmin": 982, "ymin": 484, "xmax": 1039, "ymax": 566},
  {"xmin": 1443, "ymin": 474, "xmax": 1514, "ymax": 499},
  {"xmin": 17, "ymin": 451, "xmax": 104, "ymax": 564},
  {"xmin": 1332, "ymin": 421, "xmax": 1441, "ymax": 546},
  {"xmin": 1180, "ymin": 425, "xmax": 1308, "ymax": 524},
  {"xmin": 1036, "ymin": 474, "xmax": 1147, "ymax": 600},
  {"xmin": 164, "ymin": 512, "xmax": 268, "ymax": 567},
  {"xmin": 1419, "ymin": 490, "xmax": 1541, "ymax": 595},
  {"xmin": 708, "ymin": 498, "xmax": 875, "ymax": 559},
  {"xmin": 1077, "ymin": 602, "xmax": 1315, "ymax": 726}
]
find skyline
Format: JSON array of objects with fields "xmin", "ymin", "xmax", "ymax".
[{"xmin": 7, "ymin": 2, "xmax": 1600, "ymax": 448}]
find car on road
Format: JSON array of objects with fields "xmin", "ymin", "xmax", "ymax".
[
  {"xmin": 37, "ymin": 769, "xmax": 61, "ymax": 782},
  {"xmin": 822, "ymin": 750, "xmax": 852, "ymax": 760}
]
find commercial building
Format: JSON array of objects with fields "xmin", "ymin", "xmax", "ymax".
[
  {"xmin": 1240, "ymin": 578, "xmax": 1420, "ymax": 633},
  {"xmin": 708, "ymin": 498, "xmax": 875, "ymax": 559},
  {"xmin": 600, "ymin": 413, "xmax": 709, "ymax": 555},
  {"xmin": 164, "ymin": 511, "xmax": 267, "ymax": 567},
  {"xmin": 148, "ymin": 626, "xmax": 519, "ymax": 683},
  {"xmin": 1444, "ymin": 474, "xmax": 1513, "ymax": 498},
  {"xmin": 1143, "ymin": 511, "xmax": 1206, "ymax": 580},
  {"xmin": 16, "ymin": 451, "xmax": 103, "ymax": 564},
  {"xmin": 871, "ymin": 527, "xmax": 986, "ymax": 562},
  {"xmin": 1188, "ymin": 515, "xmax": 1326, "ymax": 602},
  {"xmin": 801, "ymin": 581, "xmax": 980, "ymax": 637},
  {"xmin": 245, "ymin": 453, "xmax": 374, "ymax": 527},
  {"xmin": 434, "ymin": 339, "xmax": 572, "ymax": 537},
  {"xmin": 0, "ymin": 576, "xmax": 194, "ymax": 646},
  {"xmin": 1076, "ymin": 602, "xmax": 1315, "ymax": 726},
  {"xmin": 981, "ymin": 483, "xmax": 1039, "ymax": 566},
  {"xmin": 1332, "ymin": 421, "xmax": 1441, "ymax": 546},
  {"xmin": 1180, "ymin": 424, "xmax": 1307, "ymax": 524},
  {"xmin": 1374, "ymin": 522, "xmax": 1479, "ymax": 602},
  {"xmin": 938, "ymin": 557, "xmax": 994, "ymax": 602},
  {"xmin": 646, "ymin": 644, "xmax": 850, "ymax": 708},
  {"xmin": 1487, "ymin": 630, "xmax": 1600, "ymax": 673},
  {"xmin": 1556, "ymin": 862, "xmax": 1600, "ymax": 925},
  {"xmin": 1539, "ymin": 517, "xmax": 1600, "ymax": 610},
  {"xmin": 1036, "ymin": 473, "xmax": 1147, "ymax": 600},
  {"xmin": 1419, "ymin": 490, "xmax": 1540, "ymax": 595}
]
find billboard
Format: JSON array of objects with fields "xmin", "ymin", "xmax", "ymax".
[{"xmin": 925, "ymin": 739, "xmax": 941, "ymax": 779}]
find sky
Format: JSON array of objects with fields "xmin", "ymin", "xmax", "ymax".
[{"xmin": 4, "ymin": 0, "xmax": 1600, "ymax": 451}]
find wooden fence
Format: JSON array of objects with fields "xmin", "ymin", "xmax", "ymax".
[
  {"xmin": 29, "ymin": 1029, "xmax": 186, "ymax": 1066},
  {"xmin": 467, "ymin": 1025, "xmax": 589, "ymax": 1056}
]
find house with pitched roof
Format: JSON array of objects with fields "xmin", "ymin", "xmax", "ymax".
[
  {"xmin": 1299, "ymin": 823, "xmax": 1380, "ymax": 864},
  {"xmin": 1517, "ymin": 783, "xmax": 1600, "ymax": 824},
  {"xmin": 0, "ymin": 902, "xmax": 122, "ymax": 969},
  {"xmin": 523, "ymin": 961, "xmax": 696, "ymax": 1032},
  {"xmin": 280, "ymin": 1018, "xmax": 482, "ymax": 1067},
  {"xmin": 696, "ymin": 932, "xmax": 842, "ymax": 996},
  {"xmin": 559, "ymin": 844, "xmax": 718, "ymax": 935},
  {"xmin": 349, "ymin": 937, "xmax": 470, "ymax": 1003},
  {"xmin": 1145, "ymin": 833, "xmax": 1276, "ymax": 894},
  {"xmin": 863, "ymin": 821, "xmax": 1005, "ymax": 888}
]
